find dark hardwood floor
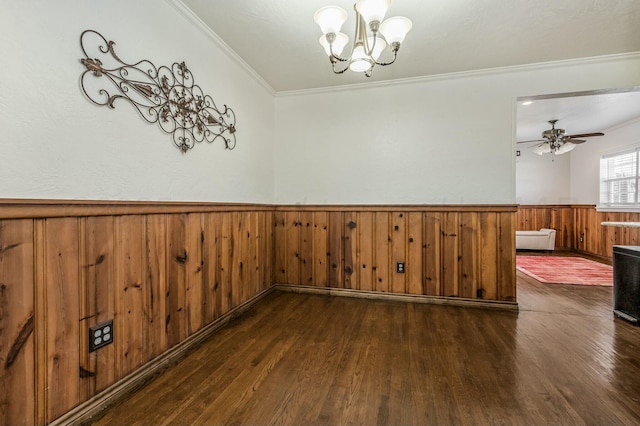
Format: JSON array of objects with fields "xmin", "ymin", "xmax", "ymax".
[{"xmin": 89, "ymin": 257, "xmax": 640, "ymax": 425}]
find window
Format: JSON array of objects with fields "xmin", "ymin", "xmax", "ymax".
[{"xmin": 600, "ymin": 149, "xmax": 640, "ymax": 207}]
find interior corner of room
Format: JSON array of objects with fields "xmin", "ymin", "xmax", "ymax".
[{"xmin": 2, "ymin": 1, "xmax": 640, "ymax": 425}]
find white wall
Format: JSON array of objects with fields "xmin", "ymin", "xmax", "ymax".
[
  {"xmin": 2, "ymin": 2, "xmax": 639, "ymax": 206},
  {"xmin": 0, "ymin": 0, "xmax": 274, "ymax": 202},
  {"xmin": 515, "ymin": 147, "xmax": 572, "ymax": 204},
  {"xmin": 274, "ymin": 56, "xmax": 640, "ymax": 205},
  {"xmin": 571, "ymin": 118, "xmax": 640, "ymax": 204}
]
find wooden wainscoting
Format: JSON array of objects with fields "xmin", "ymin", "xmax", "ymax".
[
  {"xmin": 515, "ymin": 205, "xmax": 574, "ymax": 250},
  {"xmin": 574, "ymin": 206, "xmax": 640, "ymax": 259},
  {"xmin": 517, "ymin": 204, "xmax": 640, "ymax": 260},
  {"xmin": 1, "ymin": 200, "xmax": 518, "ymax": 425},
  {"xmin": 273, "ymin": 205, "xmax": 517, "ymax": 304},
  {"xmin": 0, "ymin": 201, "xmax": 273, "ymax": 426}
]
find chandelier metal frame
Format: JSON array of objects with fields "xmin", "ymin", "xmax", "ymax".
[{"xmin": 315, "ymin": 1, "xmax": 412, "ymax": 77}]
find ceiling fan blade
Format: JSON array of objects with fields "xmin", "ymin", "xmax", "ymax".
[
  {"xmin": 565, "ymin": 132, "xmax": 604, "ymax": 138},
  {"xmin": 564, "ymin": 138, "xmax": 586, "ymax": 144},
  {"xmin": 517, "ymin": 139, "xmax": 546, "ymax": 144}
]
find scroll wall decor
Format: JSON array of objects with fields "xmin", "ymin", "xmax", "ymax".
[{"xmin": 79, "ymin": 30, "xmax": 236, "ymax": 153}]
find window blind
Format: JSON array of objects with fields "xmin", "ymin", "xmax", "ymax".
[{"xmin": 600, "ymin": 149, "xmax": 639, "ymax": 206}]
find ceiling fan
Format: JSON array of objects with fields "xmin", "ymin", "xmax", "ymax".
[{"xmin": 517, "ymin": 119, "xmax": 604, "ymax": 155}]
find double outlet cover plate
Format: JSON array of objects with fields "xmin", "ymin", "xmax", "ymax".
[{"xmin": 89, "ymin": 320, "xmax": 114, "ymax": 352}]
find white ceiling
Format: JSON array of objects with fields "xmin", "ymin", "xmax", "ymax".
[
  {"xmin": 516, "ymin": 89, "xmax": 640, "ymax": 142},
  {"xmin": 180, "ymin": 0, "xmax": 640, "ymax": 138}
]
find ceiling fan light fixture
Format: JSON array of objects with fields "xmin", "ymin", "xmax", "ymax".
[
  {"xmin": 532, "ymin": 143, "xmax": 552, "ymax": 155},
  {"xmin": 516, "ymin": 119, "xmax": 605, "ymax": 156},
  {"xmin": 555, "ymin": 141, "xmax": 576, "ymax": 155}
]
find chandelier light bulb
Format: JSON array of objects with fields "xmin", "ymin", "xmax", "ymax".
[
  {"xmin": 355, "ymin": 0, "xmax": 392, "ymax": 27},
  {"xmin": 379, "ymin": 16, "xmax": 412, "ymax": 44},
  {"xmin": 349, "ymin": 45, "xmax": 373, "ymax": 72},
  {"xmin": 314, "ymin": 6, "xmax": 348, "ymax": 35},
  {"xmin": 367, "ymin": 36, "xmax": 387, "ymax": 60},
  {"xmin": 319, "ymin": 32, "xmax": 349, "ymax": 56}
]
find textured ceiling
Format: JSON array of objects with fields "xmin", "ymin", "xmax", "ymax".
[{"xmin": 181, "ymin": 0, "xmax": 640, "ymax": 92}]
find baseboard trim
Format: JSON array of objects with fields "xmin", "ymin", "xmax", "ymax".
[
  {"xmin": 50, "ymin": 286, "xmax": 276, "ymax": 426},
  {"xmin": 274, "ymin": 284, "xmax": 519, "ymax": 311}
]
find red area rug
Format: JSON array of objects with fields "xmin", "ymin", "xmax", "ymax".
[{"xmin": 516, "ymin": 256, "xmax": 613, "ymax": 286}]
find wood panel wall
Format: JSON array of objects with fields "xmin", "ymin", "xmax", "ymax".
[
  {"xmin": 273, "ymin": 206, "xmax": 517, "ymax": 303},
  {"xmin": 574, "ymin": 207, "xmax": 640, "ymax": 259},
  {"xmin": 517, "ymin": 205, "xmax": 640, "ymax": 259},
  {"xmin": 1, "ymin": 200, "xmax": 518, "ymax": 425},
  {"xmin": 515, "ymin": 205, "xmax": 573, "ymax": 250},
  {"xmin": 0, "ymin": 203, "xmax": 273, "ymax": 426}
]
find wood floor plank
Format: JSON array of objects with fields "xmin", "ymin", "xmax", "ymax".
[{"xmin": 90, "ymin": 264, "xmax": 640, "ymax": 426}]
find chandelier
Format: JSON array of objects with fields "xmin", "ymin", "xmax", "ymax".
[{"xmin": 314, "ymin": 0, "xmax": 412, "ymax": 77}]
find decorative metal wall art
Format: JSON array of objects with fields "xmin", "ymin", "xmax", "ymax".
[{"xmin": 79, "ymin": 30, "xmax": 236, "ymax": 153}]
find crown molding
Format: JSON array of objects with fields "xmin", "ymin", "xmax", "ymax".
[
  {"xmin": 165, "ymin": 0, "xmax": 276, "ymax": 96},
  {"xmin": 156, "ymin": 4, "xmax": 640, "ymax": 99},
  {"xmin": 276, "ymin": 51, "xmax": 640, "ymax": 98}
]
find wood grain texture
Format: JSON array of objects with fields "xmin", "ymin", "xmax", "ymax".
[
  {"xmin": 424, "ymin": 212, "xmax": 442, "ymax": 296},
  {"xmin": 516, "ymin": 205, "xmax": 573, "ymax": 249},
  {"xmin": 44, "ymin": 218, "xmax": 81, "ymax": 423},
  {"xmin": 185, "ymin": 214, "xmax": 204, "ymax": 336},
  {"xmin": 82, "ymin": 216, "xmax": 116, "ymax": 398},
  {"xmin": 390, "ymin": 212, "xmax": 406, "ymax": 294},
  {"xmin": 328, "ymin": 212, "xmax": 344, "ymax": 289},
  {"xmin": 357, "ymin": 212, "xmax": 374, "ymax": 292},
  {"xmin": 145, "ymin": 215, "xmax": 168, "ymax": 362},
  {"xmin": 166, "ymin": 214, "xmax": 188, "ymax": 349},
  {"xmin": 273, "ymin": 207, "xmax": 517, "ymax": 303},
  {"xmin": 312, "ymin": 212, "xmax": 328, "ymax": 288},
  {"xmin": 299, "ymin": 212, "xmax": 314, "ymax": 286},
  {"xmin": 343, "ymin": 212, "xmax": 357, "ymax": 290},
  {"xmin": 0, "ymin": 199, "xmax": 274, "ymax": 220},
  {"xmin": 202, "ymin": 213, "xmax": 220, "ymax": 323},
  {"xmin": 0, "ymin": 203, "xmax": 274, "ymax": 426},
  {"xmin": 498, "ymin": 212, "xmax": 516, "ymax": 302},
  {"xmin": 406, "ymin": 212, "xmax": 423, "ymax": 295},
  {"xmin": 274, "ymin": 211, "xmax": 287, "ymax": 285},
  {"xmin": 517, "ymin": 204, "xmax": 640, "ymax": 261},
  {"xmin": 0, "ymin": 220, "xmax": 35, "ymax": 426},
  {"xmin": 91, "ymin": 272, "xmax": 640, "ymax": 426},
  {"xmin": 479, "ymin": 212, "xmax": 498, "ymax": 300}
]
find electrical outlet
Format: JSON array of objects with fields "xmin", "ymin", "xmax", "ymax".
[
  {"xmin": 89, "ymin": 320, "xmax": 113, "ymax": 352},
  {"xmin": 396, "ymin": 262, "xmax": 405, "ymax": 273}
]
